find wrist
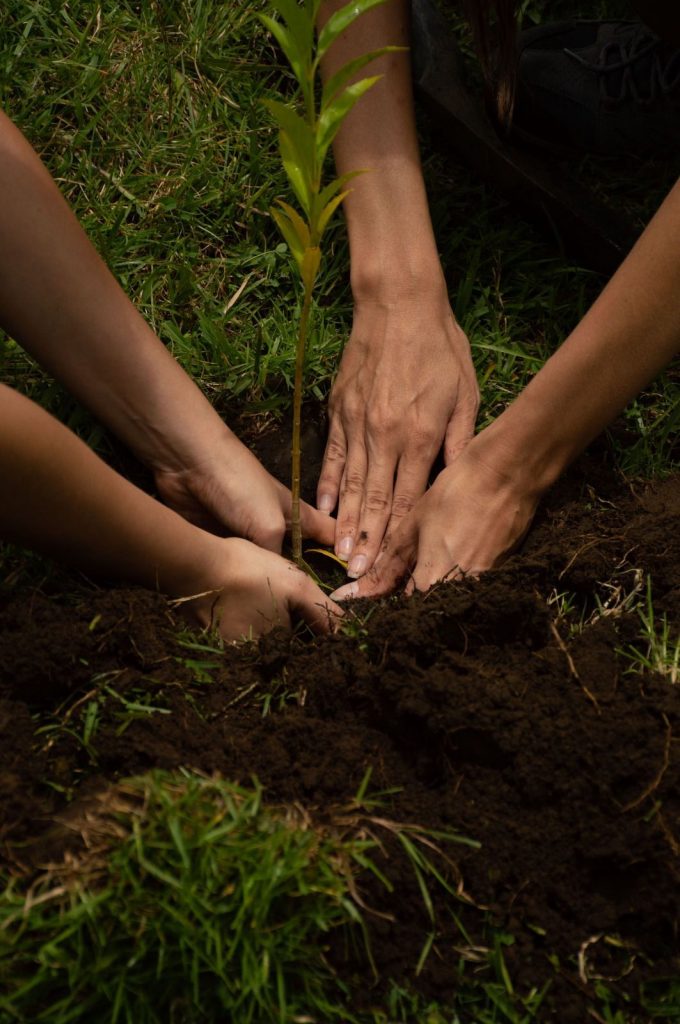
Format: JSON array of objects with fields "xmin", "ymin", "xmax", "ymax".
[
  {"xmin": 163, "ymin": 534, "xmax": 236, "ymax": 613},
  {"xmin": 350, "ymin": 252, "xmax": 448, "ymax": 306},
  {"xmin": 344, "ymin": 177, "xmax": 446, "ymax": 304},
  {"xmin": 142, "ymin": 413, "xmax": 240, "ymax": 480},
  {"xmin": 477, "ymin": 399, "xmax": 569, "ymax": 499}
]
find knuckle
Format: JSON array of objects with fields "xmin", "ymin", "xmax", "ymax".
[
  {"xmin": 391, "ymin": 492, "xmax": 416, "ymax": 518},
  {"xmin": 366, "ymin": 410, "xmax": 398, "ymax": 439},
  {"xmin": 408, "ymin": 425, "xmax": 439, "ymax": 455},
  {"xmin": 341, "ymin": 470, "xmax": 365, "ymax": 498},
  {"xmin": 323, "ymin": 438, "xmax": 346, "ymax": 464},
  {"xmin": 363, "ymin": 489, "xmax": 390, "ymax": 514}
]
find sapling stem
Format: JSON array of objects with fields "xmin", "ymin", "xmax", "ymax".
[{"xmin": 291, "ymin": 281, "xmax": 313, "ymax": 563}]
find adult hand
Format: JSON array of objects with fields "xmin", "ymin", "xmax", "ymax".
[
  {"xmin": 330, "ymin": 435, "xmax": 538, "ymax": 599},
  {"xmin": 317, "ymin": 290, "xmax": 480, "ymax": 579},
  {"xmin": 187, "ymin": 538, "xmax": 342, "ymax": 641},
  {"xmin": 155, "ymin": 432, "xmax": 335, "ymax": 553}
]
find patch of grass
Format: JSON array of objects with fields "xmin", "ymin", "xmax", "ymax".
[
  {"xmin": 0, "ymin": 770, "xmax": 472, "ymax": 1024},
  {"xmin": 1, "ymin": 0, "xmax": 676, "ymax": 482},
  {"xmin": 619, "ymin": 576, "xmax": 680, "ymax": 683}
]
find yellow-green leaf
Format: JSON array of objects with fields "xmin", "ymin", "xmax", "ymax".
[
  {"xmin": 315, "ymin": 190, "xmax": 350, "ymax": 239},
  {"xmin": 270, "ymin": 207, "xmax": 304, "ymax": 269},
  {"xmin": 276, "ymin": 199, "xmax": 311, "ymax": 249},
  {"xmin": 317, "ymin": 77, "xmax": 381, "ymax": 162},
  {"xmin": 321, "ymin": 46, "xmax": 403, "ymax": 109}
]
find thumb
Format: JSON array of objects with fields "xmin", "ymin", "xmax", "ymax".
[
  {"xmin": 300, "ymin": 499, "xmax": 336, "ymax": 547},
  {"xmin": 443, "ymin": 400, "xmax": 477, "ymax": 466}
]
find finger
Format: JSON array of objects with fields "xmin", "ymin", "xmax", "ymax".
[
  {"xmin": 411, "ymin": 553, "xmax": 465, "ymax": 593},
  {"xmin": 288, "ymin": 576, "xmax": 344, "ymax": 635},
  {"xmin": 384, "ymin": 453, "xmax": 431, "ymax": 543},
  {"xmin": 346, "ymin": 454, "xmax": 396, "ymax": 579},
  {"xmin": 316, "ymin": 415, "xmax": 347, "ymax": 515},
  {"xmin": 443, "ymin": 397, "xmax": 479, "ymax": 466},
  {"xmin": 331, "ymin": 520, "xmax": 417, "ymax": 601},
  {"xmin": 409, "ymin": 522, "xmax": 471, "ymax": 593},
  {"xmin": 299, "ymin": 499, "xmax": 336, "ymax": 547},
  {"xmin": 334, "ymin": 441, "xmax": 367, "ymax": 562}
]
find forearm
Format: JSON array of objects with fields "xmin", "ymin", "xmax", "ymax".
[
  {"xmin": 319, "ymin": 0, "xmax": 445, "ymax": 300},
  {"xmin": 485, "ymin": 178, "xmax": 680, "ymax": 492},
  {"xmin": 0, "ymin": 109, "xmax": 231, "ymax": 473},
  {"xmin": 0, "ymin": 384, "xmax": 219, "ymax": 595}
]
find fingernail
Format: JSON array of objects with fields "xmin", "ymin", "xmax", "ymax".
[
  {"xmin": 337, "ymin": 536, "xmax": 354, "ymax": 559},
  {"xmin": 347, "ymin": 554, "xmax": 367, "ymax": 579},
  {"xmin": 330, "ymin": 581, "xmax": 359, "ymax": 601},
  {"xmin": 318, "ymin": 494, "xmax": 334, "ymax": 514}
]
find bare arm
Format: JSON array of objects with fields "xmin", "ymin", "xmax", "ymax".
[
  {"xmin": 0, "ymin": 385, "xmax": 339, "ymax": 639},
  {"xmin": 316, "ymin": 0, "xmax": 479, "ymax": 576},
  {"xmin": 333, "ymin": 177, "xmax": 680, "ymax": 598},
  {"xmin": 0, "ymin": 108, "xmax": 333, "ymax": 552}
]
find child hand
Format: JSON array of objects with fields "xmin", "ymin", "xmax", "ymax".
[{"xmin": 185, "ymin": 538, "xmax": 342, "ymax": 642}]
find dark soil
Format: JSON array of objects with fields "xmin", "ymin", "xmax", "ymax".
[{"xmin": 1, "ymin": 416, "xmax": 679, "ymax": 1022}]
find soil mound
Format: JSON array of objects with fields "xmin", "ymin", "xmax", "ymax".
[{"xmin": 1, "ymin": 453, "xmax": 679, "ymax": 1021}]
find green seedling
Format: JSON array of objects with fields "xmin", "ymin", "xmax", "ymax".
[{"xmin": 260, "ymin": 0, "xmax": 400, "ymax": 563}]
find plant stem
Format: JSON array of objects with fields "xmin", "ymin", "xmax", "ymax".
[{"xmin": 291, "ymin": 282, "xmax": 313, "ymax": 565}]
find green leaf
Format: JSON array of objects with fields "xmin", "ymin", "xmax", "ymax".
[
  {"xmin": 270, "ymin": 206, "xmax": 305, "ymax": 270},
  {"xmin": 317, "ymin": 0, "xmax": 388, "ymax": 61},
  {"xmin": 309, "ymin": 169, "xmax": 364, "ymax": 231},
  {"xmin": 279, "ymin": 130, "xmax": 313, "ymax": 213},
  {"xmin": 317, "ymin": 76, "xmax": 380, "ymax": 161},
  {"xmin": 276, "ymin": 200, "xmax": 311, "ymax": 249},
  {"xmin": 258, "ymin": 15, "xmax": 306, "ymax": 91},
  {"xmin": 321, "ymin": 46, "xmax": 403, "ymax": 109},
  {"xmin": 262, "ymin": 98, "xmax": 316, "ymax": 213},
  {"xmin": 270, "ymin": 0, "xmax": 314, "ymax": 56},
  {"xmin": 262, "ymin": 0, "xmax": 318, "ymax": 109},
  {"xmin": 315, "ymin": 190, "xmax": 350, "ymax": 239},
  {"xmin": 317, "ymin": 169, "xmax": 364, "ymax": 209}
]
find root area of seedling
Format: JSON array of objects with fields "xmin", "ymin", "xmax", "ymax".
[{"xmin": 1, "ymin": 418, "xmax": 679, "ymax": 1022}]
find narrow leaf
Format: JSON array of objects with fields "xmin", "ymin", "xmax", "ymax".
[
  {"xmin": 258, "ymin": 15, "xmax": 305, "ymax": 89},
  {"xmin": 270, "ymin": 0, "xmax": 314, "ymax": 56},
  {"xmin": 317, "ymin": 76, "xmax": 381, "ymax": 161},
  {"xmin": 262, "ymin": 98, "xmax": 316, "ymax": 212},
  {"xmin": 315, "ymin": 190, "xmax": 350, "ymax": 239},
  {"xmin": 317, "ymin": 169, "xmax": 364, "ymax": 210},
  {"xmin": 270, "ymin": 207, "xmax": 304, "ymax": 269},
  {"xmin": 262, "ymin": 98, "xmax": 315, "ymax": 160},
  {"xmin": 275, "ymin": 199, "xmax": 311, "ymax": 249},
  {"xmin": 280, "ymin": 130, "xmax": 312, "ymax": 213},
  {"xmin": 321, "ymin": 46, "xmax": 403, "ymax": 109},
  {"xmin": 317, "ymin": 0, "xmax": 388, "ymax": 60}
]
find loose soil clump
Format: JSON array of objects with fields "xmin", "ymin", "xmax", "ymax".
[{"xmin": 1, "ymin": 427, "xmax": 679, "ymax": 1021}]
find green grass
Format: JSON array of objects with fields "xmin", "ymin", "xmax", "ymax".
[
  {"xmin": 0, "ymin": 769, "xmax": 474, "ymax": 1024},
  {"xmin": 619, "ymin": 576, "xmax": 680, "ymax": 684},
  {"xmin": 1, "ymin": 0, "xmax": 677, "ymax": 463}
]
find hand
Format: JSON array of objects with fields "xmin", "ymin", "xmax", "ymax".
[
  {"xmin": 317, "ymin": 290, "xmax": 479, "ymax": 579},
  {"xmin": 186, "ymin": 538, "xmax": 342, "ymax": 641},
  {"xmin": 330, "ymin": 435, "xmax": 538, "ymax": 599},
  {"xmin": 155, "ymin": 430, "xmax": 335, "ymax": 553}
]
